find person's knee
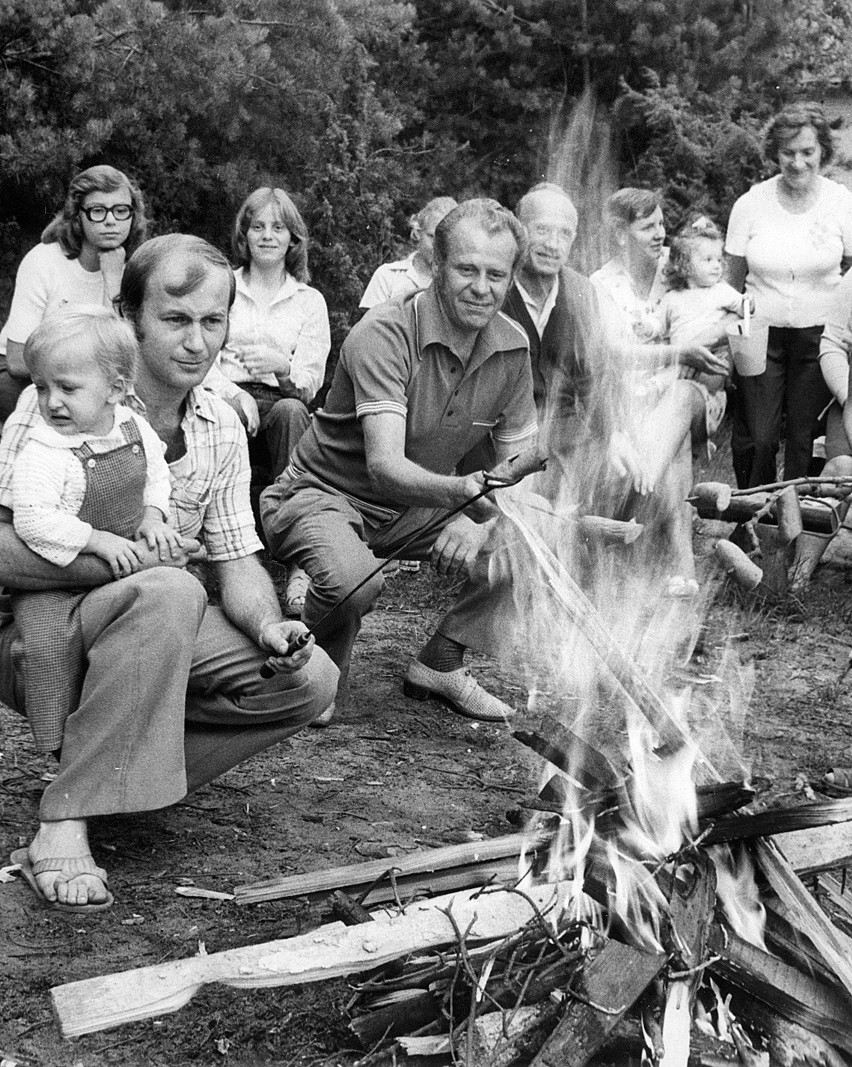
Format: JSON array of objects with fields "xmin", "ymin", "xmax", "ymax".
[
  {"xmin": 823, "ymin": 455, "xmax": 852, "ymax": 479},
  {"xmin": 309, "ymin": 567, "xmax": 384, "ymax": 619},
  {"xmin": 125, "ymin": 568, "xmax": 208, "ymax": 631}
]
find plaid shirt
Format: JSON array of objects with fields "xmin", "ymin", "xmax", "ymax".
[{"xmin": 0, "ymin": 385, "xmax": 262, "ymax": 562}]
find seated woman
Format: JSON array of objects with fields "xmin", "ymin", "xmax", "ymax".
[
  {"xmin": 205, "ymin": 187, "xmax": 331, "ymax": 616},
  {"xmin": 0, "ymin": 165, "xmax": 148, "ymax": 422},
  {"xmin": 359, "ymin": 196, "xmax": 457, "ymax": 310},
  {"xmin": 590, "ymin": 189, "xmax": 729, "ymax": 590}
]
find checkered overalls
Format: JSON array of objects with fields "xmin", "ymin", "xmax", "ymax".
[{"xmin": 13, "ymin": 418, "xmax": 149, "ymax": 752}]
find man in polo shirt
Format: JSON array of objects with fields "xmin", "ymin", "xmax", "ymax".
[
  {"xmin": 262, "ymin": 199, "xmax": 538, "ymax": 723},
  {"xmin": 0, "ymin": 235, "xmax": 338, "ymax": 910}
]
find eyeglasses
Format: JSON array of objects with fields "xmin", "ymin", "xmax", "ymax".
[{"xmin": 81, "ymin": 204, "xmax": 134, "ymax": 223}]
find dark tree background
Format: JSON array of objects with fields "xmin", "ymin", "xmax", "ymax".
[{"xmin": 2, "ymin": 0, "xmax": 851, "ymax": 376}]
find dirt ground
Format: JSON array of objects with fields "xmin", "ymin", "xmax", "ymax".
[{"xmin": 3, "ymin": 440, "xmax": 852, "ymax": 1067}]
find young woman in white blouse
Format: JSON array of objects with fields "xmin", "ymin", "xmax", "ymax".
[
  {"xmin": 725, "ymin": 103, "xmax": 852, "ymax": 488},
  {"xmin": 0, "ymin": 165, "xmax": 148, "ymax": 422},
  {"xmin": 210, "ymin": 186, "xmax": 331, "ymax": 615}
]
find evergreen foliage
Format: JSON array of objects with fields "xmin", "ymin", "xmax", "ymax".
[{"xmin": 1, "ymin": 0, "xmax": 850, "ymax": 366}]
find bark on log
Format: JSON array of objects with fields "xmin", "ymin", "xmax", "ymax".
[{"xmin": 703, "ymin": 797, "xmax": 852, "ymax": 846}]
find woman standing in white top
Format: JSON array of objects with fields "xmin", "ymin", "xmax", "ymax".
[
  {"xmin": 210, "ymin": 186, "xmax": 331, "ymax": 615},
  {"xmin": 725, "ymin": 103, "xmax": 852, "ymax": 488},
  {"xmin": 0, "ymin": 165, "xmax": 148, "ymax": 423}
]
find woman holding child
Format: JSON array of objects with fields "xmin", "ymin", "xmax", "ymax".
[
  {"xmin": 726, "ymin": 102, "xmax": 852, "ymax": 488},
  {"xmin": 0, "ymin": 165, "xmax": 148, "ymax": 422},
  {"xmin": 591, "ymin": 189, "xmax": 734, "ymax": 590}
]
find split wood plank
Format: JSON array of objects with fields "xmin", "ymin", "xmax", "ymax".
[
  {"xmin": 528, "ymin": 939, "xmax": 668, "ymax": 1066},
  {"xmin": 752, "ymin": 837, "xmax": 852, "ymax": 1003},
  {"xmin": 233, "ymin": 833, "xmax": 544, "ymax": 905},
  {"xmin": 51, "ymin": 882, "xmax": 567, "ymax": 1039},
  {"xmin": 774, "ymin": 817, "xmax": 852, "ymax": 875},
  {"xmin": 708, "ymin": 923, "xmax": 852, "ymax": 1054},
  {"xmin": 704, "ymin": 797, "xmax": 852, "ymax": 846}
]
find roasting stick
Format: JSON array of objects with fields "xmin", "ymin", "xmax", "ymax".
[{"xmin": 259, "ymin": 448, "xmax": 547, "ymax": 678}]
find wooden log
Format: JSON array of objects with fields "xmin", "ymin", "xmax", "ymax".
[
  {"xmin": 708, "ymin": 923, "xmax": 852, "ymax": 1054},
  {"xmin": 50, "ymin": 881, "xmax": 570, "ymax": 1039},
  {"xmin": 234, "ymin": 833, "xmax": 543, "ymax": 906},
  {"xmin": 703, "ymin": 797, "xmax": 852, "ymax": 846},
  {"xmin": 350, "ymin": 989, "xmax": 438, "ymax": 1048},
  {"xmin": 330, "ymin": 890, "xmax": 374, "ymax": 925},
  {"xmin": 692, "ymin": 491, "xmax": 839, "ymax": 534},
  {"xmin": 752, "ymin": 837, "xmax": 852, "ymax": 1003},
  {"xmin": 774, "ymin": 818, "xmax": 852, "ymax": 875},
  {"xmin": 528, "ymin": 939, "xmax": 668, "ymax": 1066},
  {"xmin": 514, "ymin": 714, "xmax": 624, "ymax": 791}
]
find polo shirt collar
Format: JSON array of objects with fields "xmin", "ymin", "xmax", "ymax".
[{"xmin": 416, "ymin": 285, "xmax": 528, "ymax": 371}]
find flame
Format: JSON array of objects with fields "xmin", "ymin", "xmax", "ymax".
[{"xmin": 709, "ymin": 844, "xmax": 767, "ymax": 950}]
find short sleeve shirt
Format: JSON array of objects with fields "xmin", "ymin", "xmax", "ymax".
[
  {"xmin": 0, "ymin": 386, "xmax": 262, "ymax": 562},
  {"xmin": 0, "ymin": 243, "xmax": 109, "ymax": 355},
  {"xmin": 725, "ymin": 175, "xmax": 852, "ymax": 327},
  {"xmin": 359, "ymin": 253, "xmax": 432, "ymax": 310},
  {"xmin": 280, "ymin": 286, "xmax": 537, "ymax": 512}
]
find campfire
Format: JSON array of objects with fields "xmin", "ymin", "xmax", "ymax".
[{"xmin": 48, "ymin": 478, "xmax": 852, "ymax": 1065}]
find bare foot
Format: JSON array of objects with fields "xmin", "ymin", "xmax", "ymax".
[{"xmin": 28, "ymin": 819, "xmax": 109, "ymax": 907}]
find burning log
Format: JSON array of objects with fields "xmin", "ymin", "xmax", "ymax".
[
  {"xmin": 527, "ymin": 939, "xmax": 668, "ymax": 1066},
  {"xmin": 752, "ymin": 837, "xmax": 852, "ymax": 1002},
  {"xmin": 703, "ymin": 797, "xmax": 852, "ymax": 847},
  {"xmin": 708, "ymin": 923, "xmax": 852, "ymax": 1054}
]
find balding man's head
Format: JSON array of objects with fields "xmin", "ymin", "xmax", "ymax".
[
  {"xmin": 516, "ymin": 183, "xmax": 577, "ymax": 281},
  {"xmin": 118, "ymin": 234, "xmax": 235, "ymax": 331}
]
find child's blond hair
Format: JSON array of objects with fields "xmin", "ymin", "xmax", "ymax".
[
  {"xmin": 23, "ymin": 306, "xmax": 139, "ymax": 388},
  {"xmin": 666, "ymin": 215, "xmax": 724, "ymax": 291}
]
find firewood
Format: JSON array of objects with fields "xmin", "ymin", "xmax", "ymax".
[
  {"xmin": 513, "ymin": 714, "xmax": 624, "ymax": 791},
  {"xmin": 234, "ymin": 833, "xmax": 543, "ymax": 906},
  {"xmin": 752, "ymin": 838, "xmax": 852, "ymax": 1003},
  {"xmin": 733, "ymin": 999, "xmax": 849, "ymax": 1067},
  {"xmin": 703, "ymin": 797, "xmax": 852, "ymax": 846},
  {"xmin": 527, "ymin": 939, "xmax": 669, "ymax": 1066},
  {"xmin": 51, "ymin": 881, "xmax": 571, "ymax": 1038},
  {"xmin": 773, "ymin": 818, "xmax": 852, "ymax": 875},
  {"xmin": 349, "ymin": 989, "xmax": 438, "ymax": 1048},
  {"xmin": 708, "ymin": 923, "xmax": 852, "ymax": 1053},
  {"xmin": 331, "ymin": 890, "xmax": 374, "ymax": 926}
]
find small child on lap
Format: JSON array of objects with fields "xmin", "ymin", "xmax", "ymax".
[
  {"xmin": 8, "ymin": 306, "xmax": 182, "ymax": 753},
  {"xmin": 657, "ymin": 215, "xmax": 753, "ymax": 439}
]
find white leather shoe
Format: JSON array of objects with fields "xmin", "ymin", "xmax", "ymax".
[{"xmin": 403, "ymin": 661, "xmax": 514, "ymax": 722}]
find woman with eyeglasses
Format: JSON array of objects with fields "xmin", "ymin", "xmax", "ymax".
[{"xmin": 0, "ymin": 165, "xmax": 148, "ymax": 421}]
